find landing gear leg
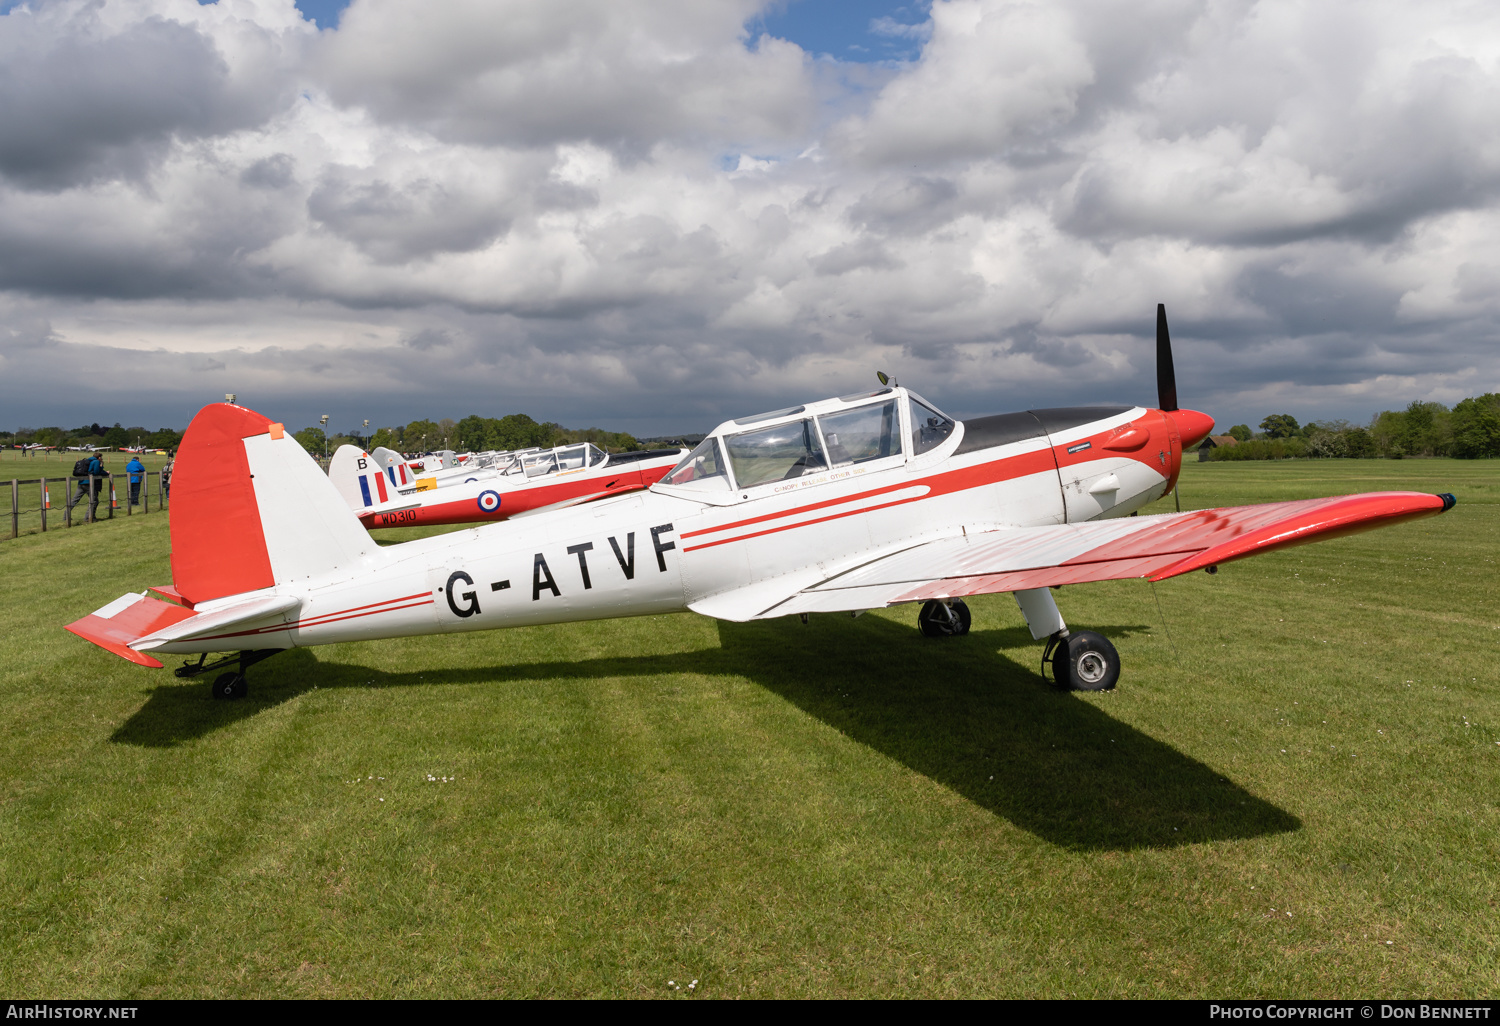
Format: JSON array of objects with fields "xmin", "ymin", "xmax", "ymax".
[
  {"xmin": 177, "ymin": 650, "xmax": 280, "ymax": 700},
  {"xmin": 1014, "ymin": 588, "xmax": 1121, "ymax": 691}
]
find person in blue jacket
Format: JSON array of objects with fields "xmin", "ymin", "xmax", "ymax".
[
  {"xmin": 126, "ymin": 455, "xmax": 145, "ymax": 506},
  {"xmin": 67, "ymin": 453, "xmax": 106, "ymax": 522}
]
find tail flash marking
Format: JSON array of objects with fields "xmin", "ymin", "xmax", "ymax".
[
  {"xmin": 375, "ymin": 471, "xmax": 388, "ymax": 503},
  {"xmin": 358, "ymin": 475, "xmax": 372, "ymax": 507}
]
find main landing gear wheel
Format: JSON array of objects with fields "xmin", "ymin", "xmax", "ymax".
[
  {"xmin": 918, "ymin": 599, "xmax": 971, "ymax": 637},
  {"xmin": 211, "ymin": 672, "xmax": 247, "ymax": 700},
  {"xmin": 1048, "ymin": 631, "xmax": 1120, "ymax": 692}
]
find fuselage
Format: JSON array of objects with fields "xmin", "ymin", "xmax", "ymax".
[{"xmin": 144, "ymin": 392, "xmax": 1212, "ymax": 657}]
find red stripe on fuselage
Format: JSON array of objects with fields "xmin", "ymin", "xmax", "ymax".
[
  {"xmin": 682, "ymin": 448, "xmax": 1059, "ymax": 552},
  {"xmin": 185, "ymin": 592, "xmax": 435, "ymax": 642},
  {"xmin": 366, "ymin": 467, "xmax": 657, "ymax": 528}
]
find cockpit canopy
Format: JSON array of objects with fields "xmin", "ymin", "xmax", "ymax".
[{"xmin": 658, "ymin": 388, "xmax": 954, "ymax": 497}]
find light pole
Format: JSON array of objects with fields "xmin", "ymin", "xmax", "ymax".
[{"xmin": 320, "ymin": 414, "xmax": 329, "ymax": 458}]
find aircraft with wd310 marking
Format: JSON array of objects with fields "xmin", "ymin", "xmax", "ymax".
[
  {"xmin": 65, "ymin": 307, "xmax": 1455, "ymax": 698},
  {"xmin": 328, "ymin": 439, "xmax": 685, "ymax": 529}
]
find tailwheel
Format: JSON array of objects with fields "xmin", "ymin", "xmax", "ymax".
[
  {"xmin": 211, "ymin": 672, "xmax": 248, "ymax": 701},
  {"xmin": 1047, "ymin": 630, "xmax": 1120, "ymax": 691},
  {"xmin": 918, "ymin": 598, "xmax": 971, "ymax": 637}
]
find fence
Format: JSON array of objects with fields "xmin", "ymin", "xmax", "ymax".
[{"xmin": 5, "ymin": 471, "xmax": 170, "ymax": 540}]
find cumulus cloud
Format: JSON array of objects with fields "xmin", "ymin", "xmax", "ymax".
[{"xmin": 0, "ymin": 0, "xmax": 1498, "ymax": 435}]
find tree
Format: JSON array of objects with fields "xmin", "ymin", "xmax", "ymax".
[
  {"xmin": 293, "ymin": 427, "xmax": 327, "ymax": 454},
  {"xmin": 1259, "ymin": 414, "xmax": 1300, "ymax": 439},
  {"xmin": 1451, "ymin": 393, "xmax": 1500, "ymax": 458},
  {"xmin": 1344, "ymin": 427, "xmax": 1378, "ymax": 458},
  {"xmin": 403, "ymin": 419, "xmax": 441, "ymax": 452},
  {"xmin": 1228, "ymin": 424, "xmax": 1252, "ymax": 442}
]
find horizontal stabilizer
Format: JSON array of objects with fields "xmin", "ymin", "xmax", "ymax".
[
  {"xmin": 65, "ymin": 594, "xmax": 197, "ymax": 667},
  {"xmin": 133, "ymin": 594, "xmax": 299, "ymax": 650}
]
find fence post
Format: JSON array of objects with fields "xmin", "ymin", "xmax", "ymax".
[
  {"xmin": 65, "ymin": 477, "xmax": 73, "ymax": 528},
  {"xmin": 107, "ymin": 474, "xmax": 115, "ymax": 519},
  {"xmin": 88, "ymin": 474, "xmax": 96, "ymax": 523},
  {"xmin": 9, "ymin": 479, "xmax": 15, "ymax": 539},
  {"xmin": 125, "ymin": 468, "xmax": 131, "ymax": 516},
  {"xmin": 40, "ymin": 478, "xmax": 46, "ymax": 533},
  {"xmin": 142, "ymin": 470, "xmax": 148, "ymax": 514}
]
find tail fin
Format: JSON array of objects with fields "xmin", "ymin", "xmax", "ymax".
[
  {"xmin": 170, "ymin": 404, "xmax": 378, "ymax": 604},
  {"xmin": 329, "ymin": 444, "xmax": 391, "ymax": 512},
  {"xmin": 371, "ymin": 446, "xmax": 418, "ymax": 489}
]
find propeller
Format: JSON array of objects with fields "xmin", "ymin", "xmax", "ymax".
[{"xmin": 1156, "ymin": 303, "xmax": 1178, "ymax": 413}]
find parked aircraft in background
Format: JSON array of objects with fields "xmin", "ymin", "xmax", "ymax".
[
  {"xmin": 66, "ymin": 444, "xmax": 110, "ymax": 452},
  {"xmin": 66, "ymin": 306, "xmax": 1455, "ymax": 700},
  {"xmin": 329, "ymin": 440, "xmax": 684, "ymax": 528}
]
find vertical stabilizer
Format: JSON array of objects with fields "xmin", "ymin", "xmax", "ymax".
[{"xmin": 170, "ymin": 405, "xmax": 379, "ymax": 604}]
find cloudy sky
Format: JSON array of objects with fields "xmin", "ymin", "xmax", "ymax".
[{"xmin": 1, "ymin": 0, "xmax": 1497, "ymax": 437}]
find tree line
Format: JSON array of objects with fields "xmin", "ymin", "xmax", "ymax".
[
  {"xmin": 290, "ymin": 413, "xmax": 641, "ymax": 457},
  {"xmin": 2, "ymin": 422, "xmax": 183, "ymax": 450},
  {"xmin": 1207, "ymin": 393, "xmax": 1500, "ymax": 460}
]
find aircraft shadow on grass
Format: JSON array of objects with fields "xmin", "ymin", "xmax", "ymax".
[{"xmin": 113, "ymin": 613, "xmax": 1299, "ymax": 851}]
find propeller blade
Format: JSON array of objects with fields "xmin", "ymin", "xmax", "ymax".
[{"xmin": 1156, "ymin": 303, "xmax": 1178, "ymax": 412}]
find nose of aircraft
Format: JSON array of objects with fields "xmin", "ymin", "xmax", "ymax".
[{"xmin": 1166, "ymin": 408, "xmax": 1215, "ymax": 450}]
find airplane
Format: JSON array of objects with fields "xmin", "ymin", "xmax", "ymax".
[
  {"xmin": 65, "ymin": 306, "xmax": 1455, "ymax": 700},
  {"xmin": 66, "ymin": 443, "xmax": 110, "ymax": 452},
  {"xmin": 328, "ymin": 440, "xmax": 686, "ymax": 528}
]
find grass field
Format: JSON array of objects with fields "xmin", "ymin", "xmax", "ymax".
[{"xmin": 1, "ymin": 459, "xmax": 1496, "ymax": 997}]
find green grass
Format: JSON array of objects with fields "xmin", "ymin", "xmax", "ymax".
[
  {"xmin": 1, "ymin": 449, "xmax": 173, "ymax": 539},
  {"xmin": 1, "ymin": 460, "xmax": 1496, "ymax": 997}
]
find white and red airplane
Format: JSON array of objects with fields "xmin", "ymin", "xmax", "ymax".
[
  {"xmin": 328, "ymin": 440, "xmax": 685, "ymax": 528},
  {"xmin": 66, "ymin": 307, "xmax": 1454, "ymax": 699}
]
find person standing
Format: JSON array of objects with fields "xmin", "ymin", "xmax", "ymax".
[
  {"xmin": 126, "ymin": 454, "xmax": 145, "ymax": 506},
  {"xmin": 161, "ymin": 452, "xmax": 174, "ymax": 502},
  {"xmin": 67, "ymin": 452, "xmax": 105, "ymax": 523}
]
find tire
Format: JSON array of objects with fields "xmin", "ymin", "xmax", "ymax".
[
  {"xmin": 1051, "ymin": 631, "xmax": 1120, "ymax": 691},
  {"xmin": 211, "ymin": 672, "xmax": 247, "ymax": 700},
  {"xmin": 917, "ymin": 598, "xmax": 971, "ymax": 637}
]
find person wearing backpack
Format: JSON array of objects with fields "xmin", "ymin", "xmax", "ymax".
[
  {"xmin": 68, "ymin": 453, "xmax": 106, "ymax": 522},
  {"xmin": 125, "ymin": 455, "xmax": 145, "ymax": 506}
]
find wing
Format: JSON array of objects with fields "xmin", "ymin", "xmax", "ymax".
[{"xmin": 693, "ymin": 491, "xmax": 1454, "ymax": 621}]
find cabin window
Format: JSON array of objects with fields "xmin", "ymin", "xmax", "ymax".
[
  {"xmin": 555, "ymin": 444, "xmax": 588, "ymax": 471},
  {"xmin": 909, "ymin": 396, "xmax": 955, "ymax": 455},
  {"xmin": 523, "ymin": 452, "xmax": 558, "ymax": 478},
  {"xmin": 660, "ymin": 437, "xmax": 732, "ymax": 492},
  {"xmin": 817, "ymin": 400, "xmax": 900, "ymax": 466},
  {"xmin": 723, "ymin": 419, "xmax": 827, "ymax": 489},
  {"xmin": 588, "ymin": 444, "xmax": 608, "ymax": 467}
]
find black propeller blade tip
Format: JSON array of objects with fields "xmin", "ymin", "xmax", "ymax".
[{"xmin": 1156, "ymin": 303, "xmax": 1178, "ymax": 412}]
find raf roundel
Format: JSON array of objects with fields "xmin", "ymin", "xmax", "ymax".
[{"xmin": 477, "ymin": 490, "xmax": 502, "ymax": 513}]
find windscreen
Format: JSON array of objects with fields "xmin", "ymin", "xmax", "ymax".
[
  {"xmin": 909, "ymin": 396, "xmax": 955, "ymax": 455},
  {"xmin": 659, "ymin": 437, "xmax": 731, "ymax": 491}
]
